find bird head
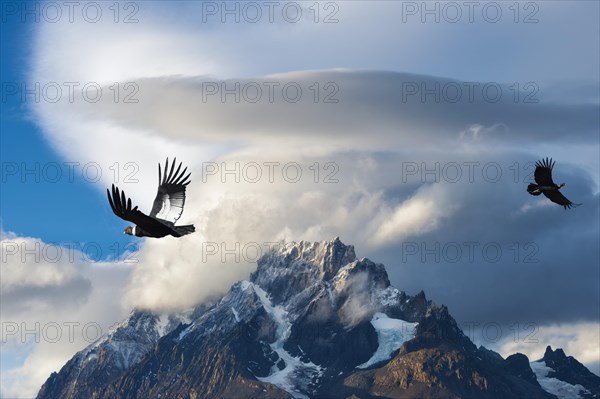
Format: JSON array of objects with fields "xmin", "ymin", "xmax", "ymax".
[
  {"xmin": 124, "ymin": 226, "xmax": 134, "ymax": 235},
  {"xmin": 558, "ymin": 182, "xmax": 566, "ymax": 188}
]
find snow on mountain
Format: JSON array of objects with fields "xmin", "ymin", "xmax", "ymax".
[
  {"xmin": 80, "ymin": 310, "xmax": 180, "ymax": 370},
  {"xmin": 252, "ymin": 282, "xmax": 323, "ymax": 399},
  {"xmin": 357, "ymin": 312, "xmax": 418, "ymax": 369},
  {"xmin": 531, "ymin": 361, "xmax": 590, "ymax": 399}
]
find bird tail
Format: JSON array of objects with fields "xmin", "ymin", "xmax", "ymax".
[
  {"xmin": 174, "ymin": 225, "xmax": 195, "ymax": 237},
  {"xmin": 527, "ymin": 184, "xmax": 542, "ymax": 196}
]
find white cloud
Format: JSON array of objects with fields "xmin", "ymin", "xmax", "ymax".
[
  {"xmin": 370, "ymin": 184, "xmax": 458, "ymax": 247},
  {"xmin": 1, "ymin": 231, "xmax": 132, "ymax": 398},
  {"xmin": 121, "ymin": 234, "xmax": 256, "ymax": 312},
  {"xmin": 1, "ymin": 232, "xmax": 80, "ymax": 291}
]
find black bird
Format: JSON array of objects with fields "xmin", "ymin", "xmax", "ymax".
[
  {"xmin": 107, "ymin": 158, "xmax": 195, "ymax": 238},
  {"xmin": 527, "ymin": 157, "xmax": 581, "ymax": 209}
]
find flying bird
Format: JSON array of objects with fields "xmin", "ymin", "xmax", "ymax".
[
  {"xmin": 107, "ymin": 158, "xmax": 195, "ymax": 237},
  {"xmin": 527, "ymin": 157, "xmax": 581, "ymax": 209}
]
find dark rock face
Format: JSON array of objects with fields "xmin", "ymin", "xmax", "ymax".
[
  {"xmin": 98, "ymin": 310, "xmax": 294, "ymax": 399},
  {"xmin": 505, "ymin": 353, "xmax": 542, "ymax": 387},
  {"xmin": 36, "ymin": 311, "xmax": 172, "ymax": 399},
  {"xmin": 37, "ymin": 238, "xmax": 597, "ymax": 399},
  {"xmin": 325, "ymin": 307, "xmax": 556, "ymax": 399}
]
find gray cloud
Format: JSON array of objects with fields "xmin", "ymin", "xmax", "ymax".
[
  {"xmin": 69, "ymin": 71, "xmax": 598, "ymax": 150},
  {"xmin": 368, "ymin": 160, "xmax": 599, "ymax": 327}
]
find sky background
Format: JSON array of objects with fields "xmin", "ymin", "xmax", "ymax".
[{"xmin": 1, "ymin": 1, "xmax": 599, "ymax": 397}]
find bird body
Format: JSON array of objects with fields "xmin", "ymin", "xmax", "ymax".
[
  {"xmin": 107, "ymin": 158, "xmax": 196, "ymax": 238},
  {"xmin": 526, "ymin": 158, "xmax": 581, "ymax": 209}
]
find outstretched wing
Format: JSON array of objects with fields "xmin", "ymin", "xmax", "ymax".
[
  {"xmin": 542, "ymin": 190, "xmax": 581, "ymax": 209},
  {"xmin": 149, "ymin": 158, "xmax": 191, "ymax": 223},
  {"xmin": 534, "ymin": 157, "xmax": 556, "ymax": 186},
  {"xmin": 107, "ymin": 184, "xmax": 169, "ymax": 230}
]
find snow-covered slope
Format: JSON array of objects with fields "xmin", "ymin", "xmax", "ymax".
[
  {"xmin": 357, "ymin": 312, "xmax": 418, "ymax": 369},
  {"xmin": 531, "ymin": 346, "xmax": 600, "ymax": 399},
  {"xmin": 252, "ymin": 282, "xmax": 323, "ymax": 399},
  {"xmin": 531, "ymin": 361, "xmax": 590, "ymax": 399}
]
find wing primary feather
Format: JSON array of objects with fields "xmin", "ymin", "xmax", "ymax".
[
  {"xmin": 165, "ymin": 157, "xmax": 172, "ymax": 183},
  {"xmin": 158, "ymin": 163, "xmax": 162, "ymax": 186},
  {"xmin": 166, "ymin": 157, "xmax": 177, "ymax": 183},
  {"xmin": 114, "ymin": 186, "xmax": 120, "ymax": 212},
  {"xmin": 181, "ymin": 172, "xmax": 191, "ymax": 185},
  {"xmin": 173, "ymin": 167, "xmax": 188, "ymax": 185},
  {"xmin": 171, "ymin": 161, "xmax": 182, "ymax": 184},
  {"xmin": 112, "ymin": 186, "xmax": 119, "ymax": 213},
  {"xmin": 121, "ymin": 189, "xmax": 126, "ymax": 211},
  {"xmin": 163, "ymin": 158, "xmax": 169, "ymax": 184},
  {"xmin": 112, "ymin": 185, "xmax": 121, "ymax": 213}
]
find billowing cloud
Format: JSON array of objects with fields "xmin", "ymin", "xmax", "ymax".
[
  {"xmin": 370, "ymin": 183, "xmax": 458, "ymax": 246},
  {"xmin": 1, "ymin": 231, "xmax": 132, "ymax": 397}
]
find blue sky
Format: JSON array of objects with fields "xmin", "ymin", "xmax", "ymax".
[
  {"xmin": 1, "ymin": 9, "xmax": 135, "ymax": 260},
  {"xmin": 1, "ymin": 1, "xmax": 599, "ymax": 397}
]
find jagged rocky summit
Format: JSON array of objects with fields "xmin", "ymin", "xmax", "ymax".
[{"xmin": 37, "ymin": 238, "xmax": 599, "ymax": 399}]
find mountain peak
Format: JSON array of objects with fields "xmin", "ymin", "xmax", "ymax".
[
  {"xmin": 250, "ymin": 238, "xmax": 357, "ymax": 305},
  {"xmin": 284, "ymin": 237, "xmax": 357, "ymax": 278},
  {"xmin": 534, "ymin": 346, "xmax": 600, "ymax": 398},
  {"xmin": 543, "ymin": 345, "xmax": 567, "ymax": 360}
]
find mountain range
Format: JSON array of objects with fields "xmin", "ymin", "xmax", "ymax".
[{"xmin": 37, "ymin": 238, "xmax": 599, "ymax": 399}]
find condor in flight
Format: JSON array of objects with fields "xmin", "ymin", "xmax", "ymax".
[
  {"xmin": 107, "ymin": 158, "xmax": 195, "ymax": 238},
  {"xmin": 527, "ymin": 157, "xmax": 581, "ymax": 210}
]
